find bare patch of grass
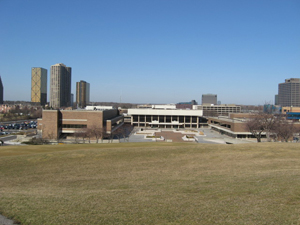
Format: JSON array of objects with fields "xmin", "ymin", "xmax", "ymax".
[{"xmin": 0, "ymin": 143, "xmax": 300, "ymax": 224}]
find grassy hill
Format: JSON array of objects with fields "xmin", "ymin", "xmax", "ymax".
[{"xmin": 0, "ymin": 142, "xmax": 300, "ymax": 224}]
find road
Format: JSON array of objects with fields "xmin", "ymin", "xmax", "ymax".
[{"xmin": 0, "ymin": 135, "xmax": 17, "ymax": 145}]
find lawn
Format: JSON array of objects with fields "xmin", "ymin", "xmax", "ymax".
[{"xmin": 0, "ymin": 142, "xmax": 300, "ymax": 224}]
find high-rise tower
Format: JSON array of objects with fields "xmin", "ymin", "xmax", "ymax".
[
  {"xmin": 50, "ymin": 63, "xmax": 71, "ymax": 108},
  {"xmin": 202, "ymin": 94, "xmax": 217, "ymax": 105},
  {"xmin": 76, "ymin": 80, "xmax": 90, "ymax": 108},
  {"xmin": 278, "ymin": 78, "xmax": 300, "ymax": 107},
  {"xmin": 31, "ymin": 67, "xmax": 47, "ymax": 105}
]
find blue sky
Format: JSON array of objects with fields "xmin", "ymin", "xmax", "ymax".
[{"xmin": 0, "ymin": 0, "xmax": 299, "ymax": 105}]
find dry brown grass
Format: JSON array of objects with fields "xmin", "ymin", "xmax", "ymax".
[{"xmin": 0, "ymin": 142, "xmax": 300, "ymax": 224}]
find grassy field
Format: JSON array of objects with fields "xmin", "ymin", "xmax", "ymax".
[{"xmin": 0, "ymin": 142, "xmax": 300, "ymax": 224}]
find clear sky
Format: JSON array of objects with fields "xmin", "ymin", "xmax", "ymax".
[{"xmin": 0, "ymin": 0, "xmax": 299, "ymax": 105}]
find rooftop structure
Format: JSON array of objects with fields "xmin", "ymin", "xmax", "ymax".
[{"xmin": 86, "ymin": 106, "xmax": 114, "ymax": 111}]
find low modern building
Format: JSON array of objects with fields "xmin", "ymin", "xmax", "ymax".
[
  {"xmin": 193, "ymin": 104, "xmax": 241, "ymax": 116},
  {"xmin": 208, "ymin": 113, "xmax": 263, "ymax": 139},
  {"xmin": 281, "ymin": 106, "xmax": 300, "ymax": 120},
  {"xmin": 127, "ymin": 108, "xmax": 206, "ymax": 128},
  {"xmin": 38, "ymin": 109, "xmax": 124, "ymax": 140}
]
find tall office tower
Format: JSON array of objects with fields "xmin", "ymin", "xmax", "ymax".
[
  {"xmin": 50, "ymin": 63, "xmax": 72, "ymax": 108},
  {"xmin": 76, "ymin": 80, "xmax": 90, "ymax": 108},
  {"xmin": 31, "ymin": 67, "xmax": 47, "ymax": 105},
  {"xmin": 202, "ymin": 94, "xmax": 217, "ymax": 105},
  {"xmin": 278, "ymin": 78, "xmax": 300, "ymax": 107},
  {"xmin": 0, "ymin": 76, "xmax": 3, "ymax": 104}
]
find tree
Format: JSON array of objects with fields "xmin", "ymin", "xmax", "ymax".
[
  {"xmin": 258, "ymin": 113, "xmax": 277, "ymax": 142},
  {"xmin": 85, "ymin": 128, "xmax": 93, "ymax": 143},
  {"xmin": 246, "ymin": 116, "xmax": 265, "ymax": 142},
  {"xmin": 90, "ymin": 125, "xmax": 106, "ymax": 143},
  {"xmin": 246, "ymin": 112, "xmax": 278, "ymax": 142},
  {"xmin": 272, "ymin": 116, "xmax": 297, "ymax": 142}
]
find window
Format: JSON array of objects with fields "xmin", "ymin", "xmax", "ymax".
[{"xmin": 62, "ymin": 124, "xmax": 87, "ymax": 128}]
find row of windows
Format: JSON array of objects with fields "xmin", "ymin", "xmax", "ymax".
[{"xmin": 62, "ymin": 124, "xmax": 87, "ymax": 128}]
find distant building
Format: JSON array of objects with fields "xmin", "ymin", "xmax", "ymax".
[
  {"xmin": 76, "ymin": 80, "xmax": 90, "ymax": 108},
  {"xmin": 176, "ymin": 100, "xmax": 197, "ymax": 109},
  {"xmin": 50, "ymin": 63, "xmax": 72, "ymax": 108},
  {"xmin": 177, "ymin": 100, "xmax": 197, "ymax": 105},
  {"xmin": 278, "ymin": 78, "xmax": 300, "ymax": 107},
  {"xmin": 193, "ymin": 104, "xmax": 241, "ymax": 116},
  {"xmin": 202, "ymin": 94, "xmax": 217, "ymax": 105},
  {"xmin": 70, "ymin": 93, "xmax": 74, "ymax": 107},
  {"xmin": 31, "ymin": 67, "xmax": 47, "ymax": 105},
  {"xmin": 263, "ymin": 104, "xmax": 281, "ymax": 114},
  {"xmin": 0, "ymin": 76, "xmax": 3, "ymax": 104},
  {"xmin": 275, "ymin": 95, "xmax": 278, "ymax": 105}
]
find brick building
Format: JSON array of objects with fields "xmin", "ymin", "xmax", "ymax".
[{"xmin": 38, "ymin": 109, "xmax": 124, "ymax": 140}]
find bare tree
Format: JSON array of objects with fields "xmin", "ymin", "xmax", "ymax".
[
  {"xmin": 246, "ymin": 117, "xmax": 265, "ymax": 142},
  {"xmin": 246, "ymin": 112, "xmax": 278, "ymax": 142},
  {"xmin": 259, "ymin": 113, "xmax": 277, "ymax": 142},
  {"xmin": 90, "ymin": 125, "xmax": 106, "ymax": 143},
  {"xmin": 74, "ymin": 128, "xmax": 90, "ymax": 144},
  {"xmin": 272, "ymin": 116, "xmax": 297, "ymax": 142},
  {"xmin": 85, "ymin": 128, "xmax": 93, "ymax": 143}
]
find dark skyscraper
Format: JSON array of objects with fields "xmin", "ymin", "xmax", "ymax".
[
  {"xmin": 0, "ymin": 76, "xmax": 3, "ymax": 104},
  {"xmin": 76, "ymin": 80, "xmax": 90, "ymax": 108}
]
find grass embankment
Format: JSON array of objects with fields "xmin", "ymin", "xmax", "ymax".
[{"xmin": 0, "ymin": 142, "xmax": 300, "ymax": 224}]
